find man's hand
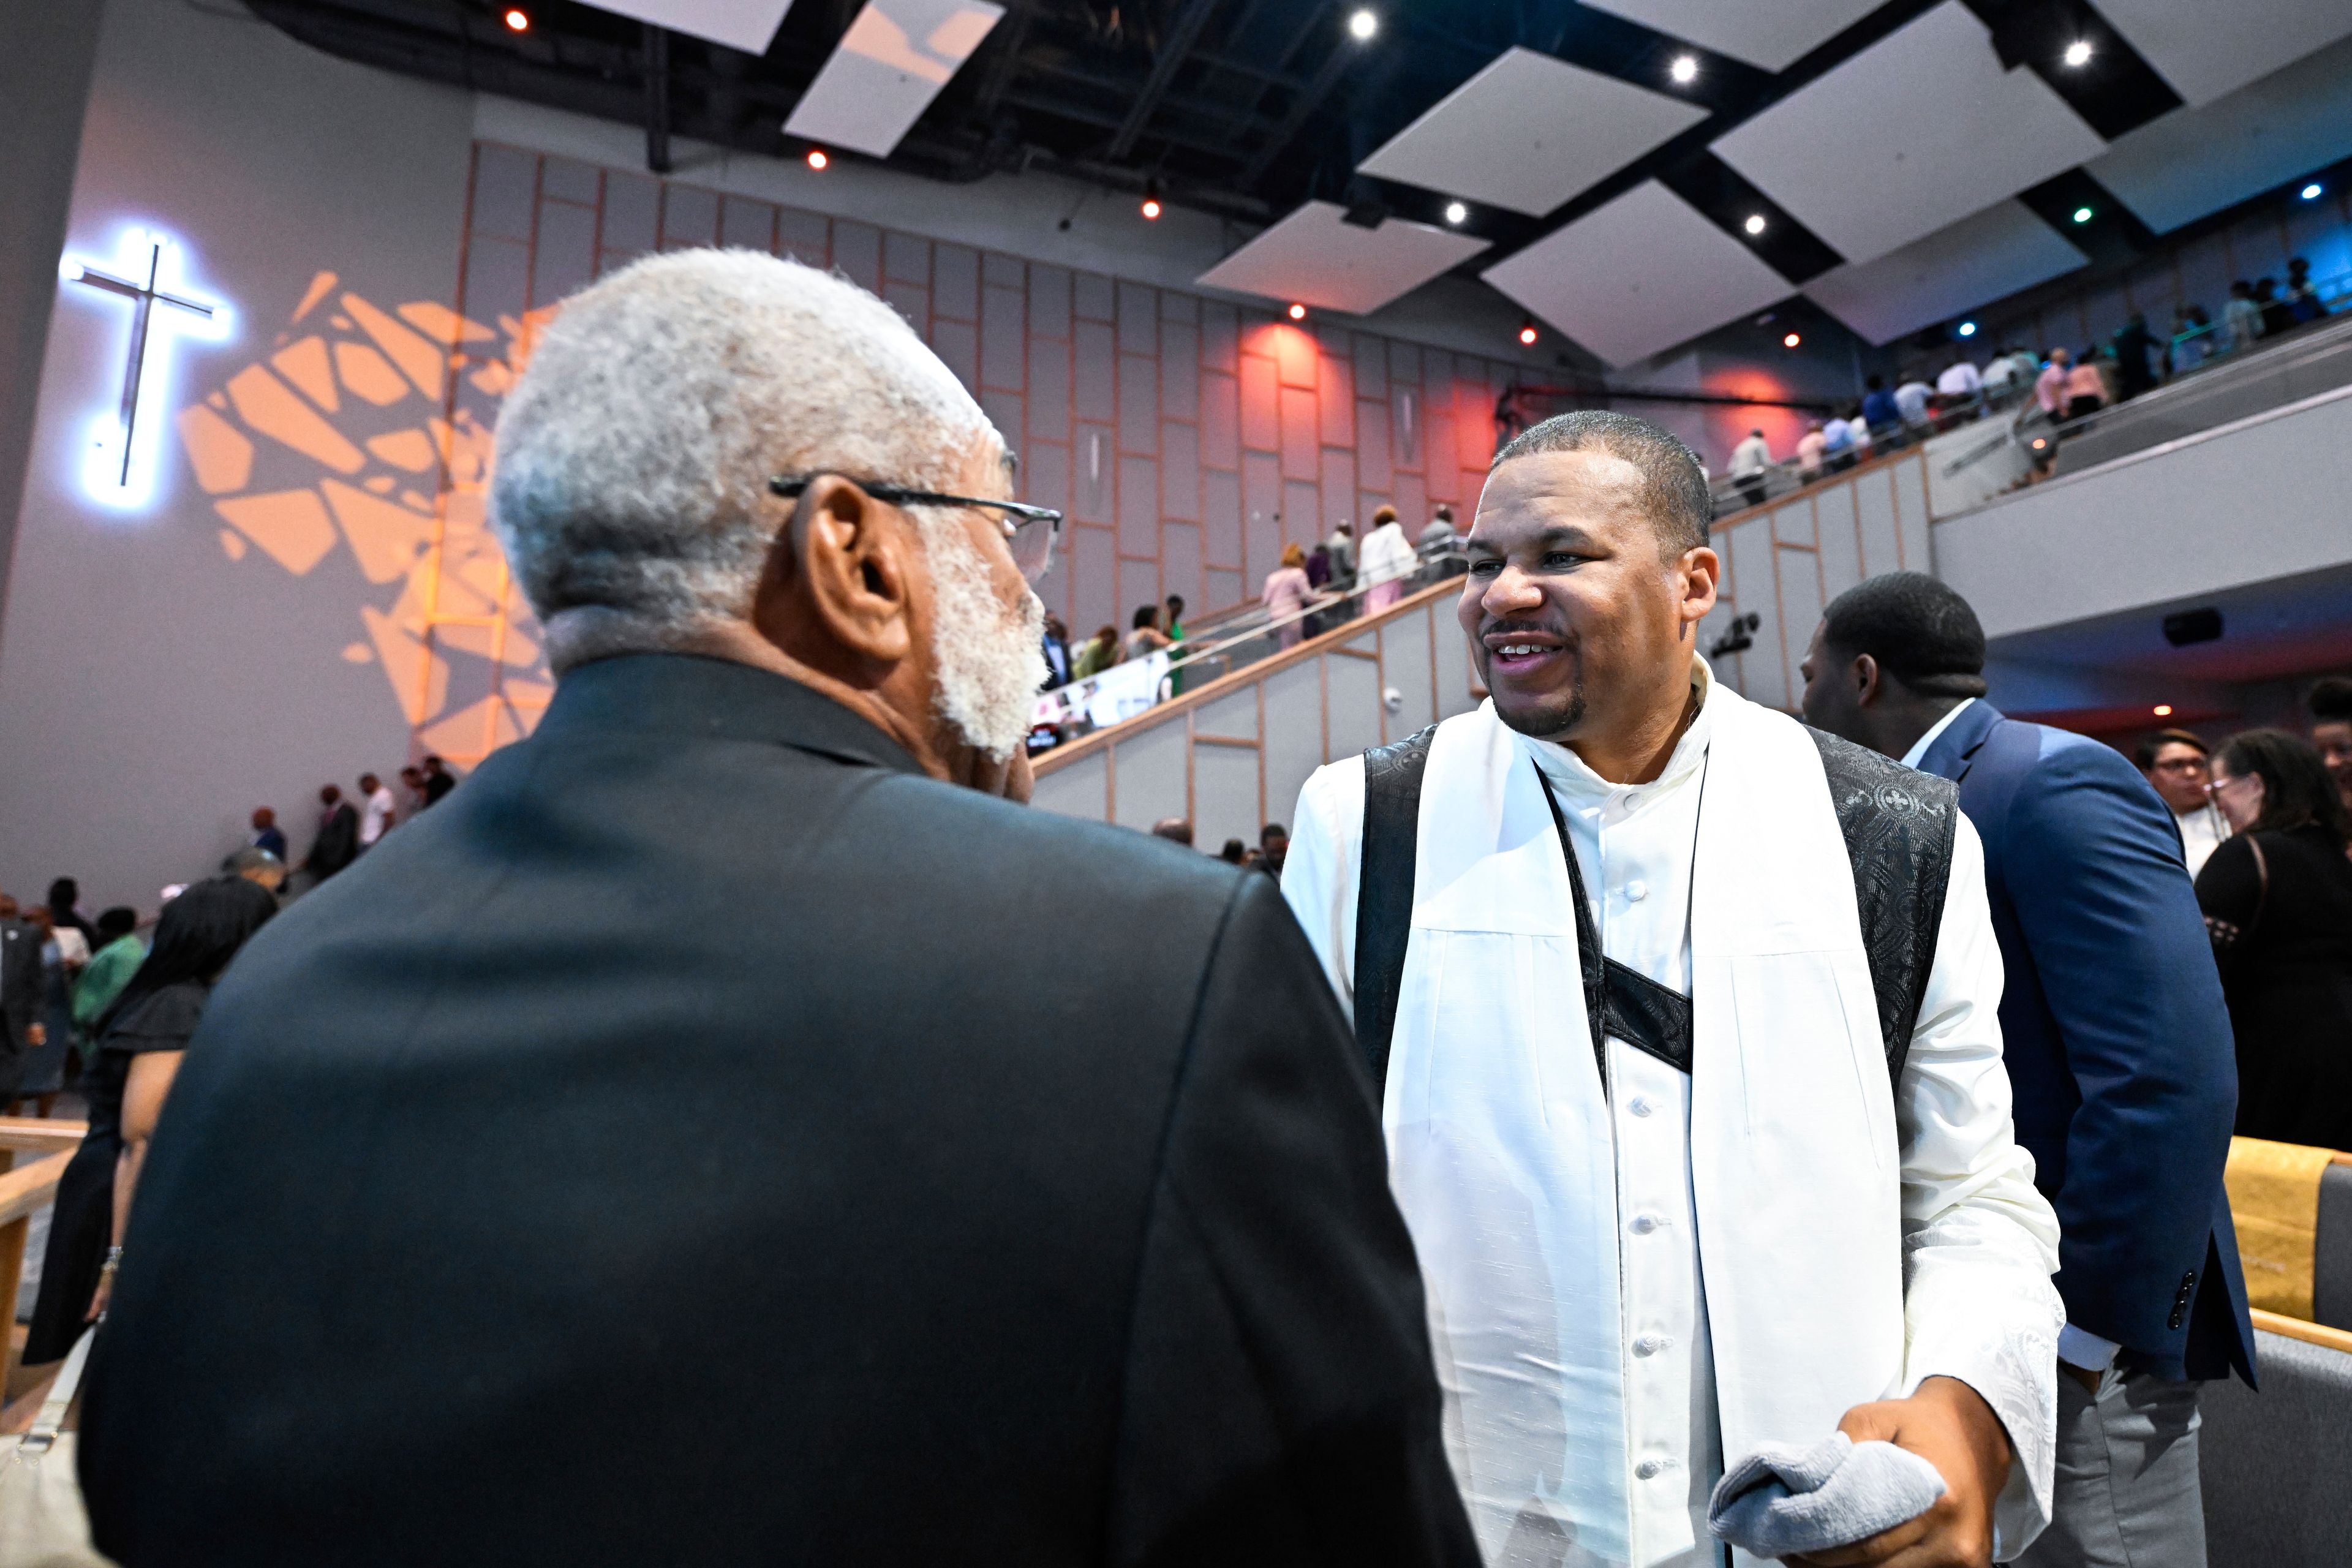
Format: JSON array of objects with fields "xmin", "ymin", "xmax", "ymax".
[
  {"xmin": 24, "ymin": 1023, "xmax": 43, "ymax": 1047},
  {"xmin": 2060, "ymin": 1359, "xmax": 2101, "ymax": 1395},
  {"xmin": 1791, "ymin": 1376, "xmax": 2011, "ymax": 1568}
]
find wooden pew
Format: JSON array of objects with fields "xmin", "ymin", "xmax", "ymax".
[{"xmin": 0, "ymin": 1118, "xmax": 88, "ymax": 1396}]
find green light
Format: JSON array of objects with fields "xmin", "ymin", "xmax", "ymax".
[{"xmin": 2071, "ymin": 206, "xmax": 2093, "ymax": 224}]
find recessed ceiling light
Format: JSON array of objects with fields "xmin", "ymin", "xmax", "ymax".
[
  {"xmin": 805, "ymin": 148, "xmax": 829, "ymax": 170},
  {"xmin": 2153, "ymin": 704, "xmax": 2173, "ymax": 717},
  {"xmin": 2072, "ymin": 205, "xmax": 2094, "ymax": 223},
  {"xmin": 1782, "ymin": 332, "xmax": 1801, "ymax": 349},
  {"xmin": 2303, "ymin": 183, "xmax": 2324, "ymax": 200},
  {"xmin": 1444, "ymin": 200, "xmax": 1468, "ymax": 225},
  {"xmin": 1743, "ymin": 214, "xmax": 1766, "ymax": 236},
  {"xmin": 1518, "ymin": 318, "xmax": 1539, "ymax": 346},
  {"xmin": 503, "ymin": 7, "xmax": 529, "ymax": 29},
  {"xmin": 2062, "ymin": 39, "xmax": 2092, "ymax": 67},
  {"xmin": 1287, "ymin": 302, "xmax": 1307, "ymax": 321},
  {"xmin": 1348, "ymin": 9, "xmax": 1378, "ymax": 40},
  {"xmin": 1669, "ymin": 55, "xmax": 1698, "ymax": 85},
  {"xmin": 1958, "ymin": 320, "xmax": 1977, "ymax": 337},
  {"xmin": 1140, "ymin": 178, "xmax": 1163, "ymax": 220}
]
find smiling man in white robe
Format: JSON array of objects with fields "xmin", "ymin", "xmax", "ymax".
[{"xmin": 1282, "ymin": 411, "xmax": 2063, "ymax": 1568}]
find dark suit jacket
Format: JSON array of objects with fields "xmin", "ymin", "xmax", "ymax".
[
  {"xmin": 80, "ymin": 653, "xmax": 1475, "ymax": 1568},
  {"xmin": 0, "ymin": 918, "xmax": 41, "ymax": 1099},
  {"xmin": 1919, "ymin": 701, "xmax": 2254, "ymax": 1384},
  {"xmin": 303, "ymin": 802, "xmax": 358, "ymax": 878}
]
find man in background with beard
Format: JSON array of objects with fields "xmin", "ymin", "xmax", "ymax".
[{"xmin": 84, "ymin": 251, "xmax": 1474, "ymax": 1568}]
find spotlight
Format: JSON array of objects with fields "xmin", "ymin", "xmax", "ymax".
[
  {"xmin": 1348, "ymin": 8, "xmax": 1377, "ymax": 40},
  {"xmin": 1518, "ymin": 318, "xmax": 1538, "ymax": 347},
  {"xmin": 1669, "ymin": 54, "xmax": 1698, "ymax": 85},
  {"xmin": 1287, "ymin": 302, "xmax": 1306, "ymax": 321},
  {"xmin": 1782, "ymin": 331, "xmax": 1801, "ymax": 349},
  {"xmin": 2062, "ymin": 39, "xmax": 2092, "ymax": 67},
  {"xmin": 2303, "ymin": 183, "xmax": 2324, "ymax": 200},
  {"xmin": 1140, "ymin": 178, "xmax": 1163, "ymax": 221},
  {"xmin": 806, "ymin": 148, "xmax": 829, "ymax": 171},
  {"xmin": 1444, "ymin": 200, "xmax": 1468, "ymax": 225},
  {"xmin": 1743, "ymin": 214, "xmax": 1766, "ymax": 236},
  {"xmin": 1958, "ymin": 320, "xmax": 1977, "ymax": 337},
  {"xmin": 503, "ymin": 6, "xmax": 529, "ymax": 29},
  {"xmin": 2071, "ymin": 206, "xmax": 2093, "ymax": 224},
  {"xmin": 2153, "ymin": 704, "xmax": 2174, "ymax": 717}
]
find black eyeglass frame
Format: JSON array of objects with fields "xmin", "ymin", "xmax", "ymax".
[{"xmin": 771, "ymin": 470, "xmax": 1060, "ymax": 549}]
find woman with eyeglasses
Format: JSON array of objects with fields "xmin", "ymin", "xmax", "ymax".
[{"xmin": 2195, "ymin": 729, "xmax": 2352, "ymax": 1150}]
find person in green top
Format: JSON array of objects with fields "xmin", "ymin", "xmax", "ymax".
[
  {"xmin": 72, "ymin": 906, "xmax": 145, "ymax": 1065},
  {"xmin": 1069, "ymin": 624, "xmax": 1120, "ymax": 679},
  {"xmin": 1163, "ymin": 594, "xmax": 1187, "ymax": 696}
]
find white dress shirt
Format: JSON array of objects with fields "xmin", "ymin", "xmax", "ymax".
[
  {"xmin": 358, "ymin": 785, "xmax": 397, "ymax": 846},
  {"xmin": 1519, "ymin": 685, "xmax": 1722, "ymax": 1567},
  {"xmin": 2175, "ymin": 804, "xmax": 2228, "ymax": 877},
  {"xmin": 1900, "ymin": 698, "xmax": 1975, "ymax": 768}
]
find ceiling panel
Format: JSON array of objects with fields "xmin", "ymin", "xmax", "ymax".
[
  {"xmin": 1711, "ymin": 2, "xmax": 2106, "ymax": 267},
  {"xmin": 2087, "ymin": 34, "xmax": 2352, "ymax": 233},
  {"xmin": 1357, "ymin": 47, "xmax": 1709, "ymax": 218},
  {"xmin": 1482, "ymin": 181, "xmax": 1792, "ymax": 368},
  {"xmin": 1196, "ymin": 202, "xmax": 1492, "ymax": 317},
  {"xmin": 783, "ymin": 0, "xmax": 1003, "ymax": 158},
  {"xmin": 1804, "ymin": 200, "xmax": 2089, "ymax": 345},
  {"xmin": 1578, "ymin": 0, "xmax": 1885, "ymax": 72},
  {"xmin": 586, "ymin": 0, "xmax": 798, "ymax": 52},
  {"xmin": 2094, "ymin": 0, "xmax": 2352, "ymax": 107}
]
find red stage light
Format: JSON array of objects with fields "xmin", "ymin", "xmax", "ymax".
[
  {"xmin": 806, "ymin": 148, "xmax": 829, "ymax": 170},
  {"xmin": 1287, "ymin": 303, "xmax": 1306, "ymax": 321},
  {"xmin": 504, "ymin": 7, "xmax": 529, "ymax": 30}
]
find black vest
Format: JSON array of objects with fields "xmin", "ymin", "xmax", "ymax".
[{"xmin": 1351, "ymin": 722, "xmax": 1958, "ymax": 1094}]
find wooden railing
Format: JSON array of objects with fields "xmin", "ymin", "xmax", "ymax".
[{"xmin": 1, "ymin": 1117, "xmax": 87, "ymax": 1394}]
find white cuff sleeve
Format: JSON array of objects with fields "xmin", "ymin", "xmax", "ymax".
[{"xmin": 2056, "ymin": 1324, "xmax": 2120, "ymax": 1372}]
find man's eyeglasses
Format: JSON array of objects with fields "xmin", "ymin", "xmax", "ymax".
[{"xmin": 769, "ymin": 473, "xmax": 1064, "ymax": 584}]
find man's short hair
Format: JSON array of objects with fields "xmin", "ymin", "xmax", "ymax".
[
  {"xmin": 1371, "ymin": 505, "xmax": 1398, "ymax": 526},
  {"xmin": 491, "ymin": 248, "xmax": 992, "ymax": 650},
  {"xmin": 2134, "ymin": 728, "xmax": 2207, "ymax": 771},
  {"xmin": 1150, "ymin": 818, "xmax": 1194, "ymax": 846},
  {"xmin": 1818, "ymin": 571, "xmax": 1989, "ymax": 698},
  {"xmin": 1488, "ymin": 409, "xmax": 1711, "ymax": 557},
  {"xmin": 2310, "ymin": 676, "xmax": 2352, "ymax": 723}
]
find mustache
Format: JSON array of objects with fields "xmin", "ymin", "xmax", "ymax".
[{"xmin": 1477, "ymin": 618, "xmax": 1571, "ymax": 641}]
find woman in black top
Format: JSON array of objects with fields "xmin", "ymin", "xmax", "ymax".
[
  {"xmin": 2196, "ymin": 729, "xmax": 2352, "ymax": 1152},
  {"xmin": 21, "ymin": 877, "xmax": 277, "ymax": 1364}
]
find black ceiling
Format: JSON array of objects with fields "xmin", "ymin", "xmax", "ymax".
[{"xmin": 247, "ymin": 0, "xmax": 2252, "ymax": 315}]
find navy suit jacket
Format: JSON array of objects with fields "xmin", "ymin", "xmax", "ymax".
[{"xmin": 1919, "ymin": 701, "xmax": 2254, "ymax": 1385}]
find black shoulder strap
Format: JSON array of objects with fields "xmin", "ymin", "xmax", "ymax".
[
  {"xmin": 1352, "ymin": 725, "xmax": 1438, "ymax": 1085},
  {"xmin": 1352, "ymin": 722, "xmax": 1959, "ymax": 1093},
  {"xmin": 1804, "ymin": 727, "xmax": 1960, "ymax": 1084}
]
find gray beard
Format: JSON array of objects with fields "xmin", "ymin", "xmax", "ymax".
[{"xmin": 925, "ymin": 520, "xmax": 1047, "ymax": 763}]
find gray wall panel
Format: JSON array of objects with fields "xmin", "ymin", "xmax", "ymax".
[
  {"xmin": 1110, "ymin": 716, "xmax": 1189, "ymax": 832},
  {"xmin": 1193, "ymin": 743, "xmax": 1263, "ymax": 854},
  {"xmin": 1031, "ymin": 747, "xmax": 1107, "ymax": 821},
  {"xmin": 1383, "ymin": 606, "xmax": 1436, "ymax": 739},
  {"xmin": 1328, "ymin": 644, "xmax": 1385, "ymax": 763},
  {"xmin": 1262, "ymin": 658, "xmax": 1328, "ymax": 833}
]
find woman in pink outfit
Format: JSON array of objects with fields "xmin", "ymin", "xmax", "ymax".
[{"xmin": 1262, "ymin": 542, "xmax": 1313, "ymax": 649}]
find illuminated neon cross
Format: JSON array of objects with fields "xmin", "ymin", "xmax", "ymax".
[{"xmin": 61, "ymin": 230, "xmax": 228, "ymax": 504}]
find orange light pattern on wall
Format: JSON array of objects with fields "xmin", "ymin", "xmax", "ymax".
[{"xmin": 175, "ymin": 268, "xmax": 551, "ymax": 766}]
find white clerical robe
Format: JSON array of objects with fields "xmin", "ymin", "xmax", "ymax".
[{"xmin": 1283, "ymin": 666, "xmax": 2063, "ymax": 1568}]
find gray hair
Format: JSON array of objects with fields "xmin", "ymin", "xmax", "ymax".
[
  {"xmin": 1490, "ymin": 409, "xmax": 1711, "ymax": 556},
  {"xmin": 490, "ymin": 249, "xmax": 995, "ymax": 655}
]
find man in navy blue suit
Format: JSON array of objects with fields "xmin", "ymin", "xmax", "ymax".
[{"xmin": 1802, "ymin": 573, "xmax": 2251, "ymax": 1568}]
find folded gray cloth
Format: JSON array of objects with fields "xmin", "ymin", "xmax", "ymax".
[{"xmin": 1708, "ymin": 1431, "xmax": 1945, "ymax": 1559}]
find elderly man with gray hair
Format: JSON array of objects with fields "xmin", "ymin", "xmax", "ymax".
[{"xmin": 81, "ymin": 251, "xmax": 1476, "ymax": 1568}]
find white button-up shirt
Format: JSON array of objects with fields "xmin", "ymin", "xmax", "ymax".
[{"xmin": 1520, "ymin": 685, "xmax": 1721, "ymax": 1568}]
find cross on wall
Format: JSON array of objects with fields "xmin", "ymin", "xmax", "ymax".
[{"xmin": 63, "ymin": 234, "xmax": 221, "ymax": 492}]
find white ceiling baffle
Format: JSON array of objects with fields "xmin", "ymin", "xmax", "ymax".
[
  {"xmin": 1579, "ymin": 0, "xmax": 1885, "ymax": 72},
  {"xmin": 1711, "ymin": 1, "xmax": 2105, "ymax": 268},
  {"xmin": 587, "ymin": 0, "xmax": 801, "ymax": 52},
  {"xmin": 1804, "ymin": 201, "xmax": 2089, "ymax": 345},
  {"xmin": 2093, "ymin": 0, "xmax": 2352, "ymax": 107},
  {"xmin": 1357, "ymin": 47, "xmax": 1708, "ymax": 218},
  {"xmin": 1195, "ymin": 202, "xmax": 1491, "ymax": 315},
  {"xmin": 783, "ymin": 0, "xmax": 1004, "ymax": 157},
  {"xmin": 1482, "ymin": 181, "xmax": 1792, "ymax": 369}
]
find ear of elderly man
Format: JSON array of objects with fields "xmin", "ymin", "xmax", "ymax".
[{"xmin": 77, "ymin": 249, "xmax": 1479, "ymax": 1567}]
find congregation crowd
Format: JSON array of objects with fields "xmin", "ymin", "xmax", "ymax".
[{"xmin": 1721, "ymin": 257, "xmax": 2340, "ymax": 511}]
